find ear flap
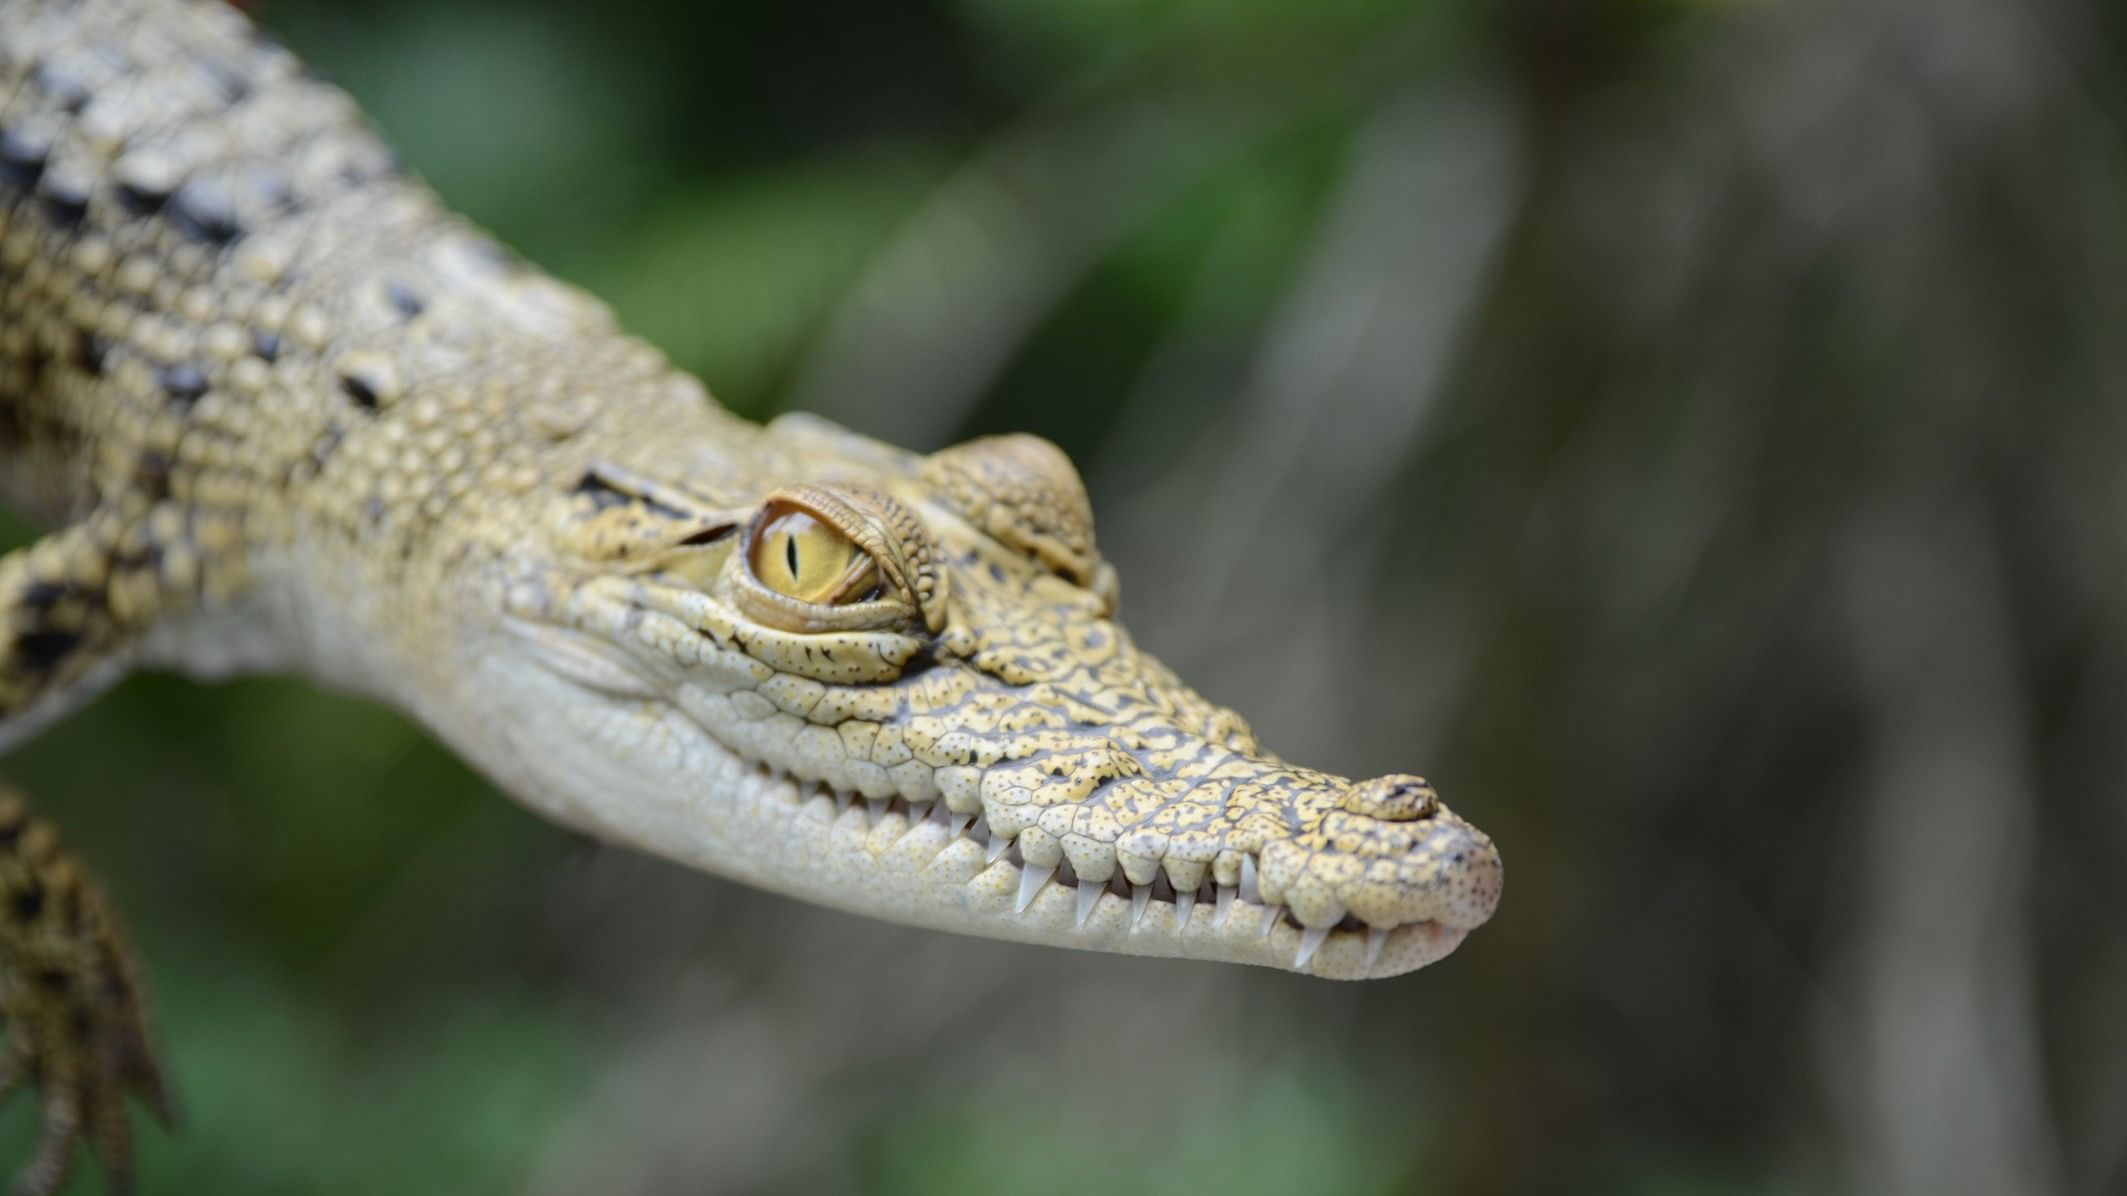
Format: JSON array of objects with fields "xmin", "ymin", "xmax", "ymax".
[
  {"xmin": 551, "ymin": 462, "xmax": 742, "ymax": 579},
  {"xmin": 922, "ymin": 435, "xmax": 1104, "ymax": 589}
]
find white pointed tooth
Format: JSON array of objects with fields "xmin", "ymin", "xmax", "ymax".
[
  {"xmin": 834, "ymin": 789, "xmax": 854, "ymax": 815},
  {"xmin": 866, "ymin": 798, "xmax": 889, "ymax": 826},
  {"xmin": 928, "ymin": 801, "xmax": 951, "ymax": 827},
  {"xmin": 1130, "ymin": 884, "xmax": 1150, "ymax": 927},
  {"xmin": 948, "ymin": 813, "xmax": 974, "ymax": 839},
  {"xmin": 1363, "ymin": 926, "xmax": 1388, "ymax": 972},
  {"xmin": 1294, "ymin": 923, "xmax": 1332, "ymax": 972},
  {"xmin": 1213, "ymin": 884, "xmax": 1236, "ymax": 929},
  {"xmin": 1239, "ymin": 854, "xmax": 1260, "ymax": 905},
  {"xmin": 1016, "ymin": 864, "xmax": 1056, "ymax": 913},
  {"xmin": 987, "ymin": 834, "xmax": 1012, "ymax": 865},
  {"xmin": 1174, "ymin": 890, "xmax": 1196, "ymax": 930},
  {"xmin": 1075, "ymin": 879, "xmax": 1102, "ymax": 926},
  {"xmin": 1261, "ymin": 906, "xmax": 1279, "ymax": 938}
]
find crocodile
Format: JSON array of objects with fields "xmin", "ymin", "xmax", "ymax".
[{"xmin": 0, "ymin": 0, "xmax": 1503, "ymax": 1188}]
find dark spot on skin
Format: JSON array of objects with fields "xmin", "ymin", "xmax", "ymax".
[
  {"xmin": 118, "ymin": 178, "xmax": 171, "ymax": 216},
  {"xmin": 115, "ymin": 541, "xmax": 161, "ymax": 573},
  {"xmin": 169, "ymin": 181, "xmax": 242, "ymax": 245},
  {"xmin": 572, "ymin": 473, "xmax": 629, "ymax": 510},
  {"xmin": 16, "ymin": 628, "xmax": 82, "ymax": 671},
  {"xmin": 68, "ymin": 1010, "xmax": 93, "ymax": 1040},
  {"xmin": 35, "ymin": 967, "xmax": 69, "ymax": 993},
  {"xmin": 569, "ymin": 469, "xmax": 691, "ymax": 520},
  {"xmin": 158, "ymin": 362, "xmax": 209, "ymax": 406},
  {"xmin": 340, "ymin": 371, "xmax": 379, "ymax": 410},
  {"xmin": 251, "ymin": 329, "xmax": 281, "ymax": 362},
  {"xmin": 364, "ymin": 497, "xmax": 386, "ymax": 524},
  {"xmin": 204, "ymin": 59, "xmax": 252, "ymax": 105},
  {"xmin": 987, "ymin": 563, "xmax": 1007, "ymax": 583},
  {"xmin": 384, "ymin": 280, "xmax": 425, "ymax": 319},
  {"xmin": 39, "ymin": 177, "xmax": 88, "ymax": 227},
  {"xmin": 29, "ymin": 64, "xmax": 92, "ymax": 114},
  {"xmin": 135, "ymin": 450, "xmax": 172, "ymax": 501},
  {"xmin": 1083, "ymin": 629, "xmax": 1106, "ymax": 648},
  {"xmin": 12, "ymin": 882, "xmax": 42, "ymax": 921},
  {"xmin": 74, "ymin": 330, "xmax": 106, "ymax": 375},
  {"xmin": 0, "ymin": 126, "xmax": 48, "ymax": 189},
  {"xmin": 22, "ymin": 580, "xmax": 68, "ymax": 611}
]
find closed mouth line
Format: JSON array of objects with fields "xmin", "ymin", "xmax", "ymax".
[{"xmin": 744, "ymin": 761, "xmax": 1419, "ymax": 973}]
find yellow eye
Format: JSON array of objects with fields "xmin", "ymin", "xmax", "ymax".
[{"xmin": 749, "ymin": 504, "xmax": 882, "ymax": 605}]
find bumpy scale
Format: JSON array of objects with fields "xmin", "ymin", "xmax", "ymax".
[{"xmin": 0, "ymin": 0, "xmax": 1502, "ymax": 1188}]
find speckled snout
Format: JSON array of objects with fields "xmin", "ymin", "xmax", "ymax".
[{"xmin": 1195, "ymin": 769, "xmax": 1499, "ymax": 940}]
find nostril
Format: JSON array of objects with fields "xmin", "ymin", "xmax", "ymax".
[{"xmin": 1338, "ymin": 774, "xmax": 1440, "ymax": 821}]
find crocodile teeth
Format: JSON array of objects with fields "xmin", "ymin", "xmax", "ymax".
[
  {"xmin": 866, "ymin": 798, "xmax": 889, "ymax": 826},
  {"xmin": 1174, "ymin": 890, "xmax": 1195, "ymax": 930},
  {"xmin": 1213, "ymin": 883, "xmax": 1236, "ymax": 929},
  {"xmin": 1363, "ymin": 926, "xmax": 1388, "ymax": 972},
  {"xmin": 1294, "ymin": 923, "xmax": 1331, "ymax": 972},
  {"xmin": 987, "ymin": 833, "xmax": 1012, "ymax": 865},
  {"xmin": 1075, "ymin": 879, "xmax": 1101, "ymax": 926},
  {"xmin": 1259, "ymin": 906, "xmax": 1279, "ymax": 938},
  {"xmin": 1016, "ymin": 864, "xmax": 1055, "ymax": 913},
  {"xmin": 834, "ymin": 789, "xmax": 854, "ymax": 816},
  {"xmin": 1239, "ymin": 854, "xmax": 1260, "ymax": 905},
  {"xmin": 947, "ymin": 813, "xmax": 973, "ymax": 839},
  {"xmin": 1129, "ymin": 883, "xmax": 1150, "ymax": 927}
]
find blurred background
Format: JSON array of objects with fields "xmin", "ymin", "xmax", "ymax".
[{"xmin": 6, "ymin": 0, "xmax": 2125, "ymax": 1190}]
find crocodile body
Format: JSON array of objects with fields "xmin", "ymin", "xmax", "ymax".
[{"xmin": 0, "ymin": 0, "xmax": 1501, "ymax": 1186}]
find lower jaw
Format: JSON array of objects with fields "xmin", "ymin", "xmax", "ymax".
[{"xmin": 661, "ymin": 759, "xmax": 1468, "ymax": 981}]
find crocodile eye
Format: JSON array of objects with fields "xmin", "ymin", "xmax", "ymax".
[{"xmin": 748, "ymin": 503, "xmax": 883, "ymax": 605}]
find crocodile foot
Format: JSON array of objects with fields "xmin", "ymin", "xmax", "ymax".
[{"xmin": 0, "ymin": 800, "xmax": 171, "ymax": 1196}]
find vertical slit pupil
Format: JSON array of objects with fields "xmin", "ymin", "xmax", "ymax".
[{"xmin": 785, "ymin": 535, "xmax": 800, "ymax": 580}]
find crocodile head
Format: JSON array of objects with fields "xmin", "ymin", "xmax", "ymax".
[{"xmin": 487, "ymin": 411, "xmax": 1500, "ymax": 979}]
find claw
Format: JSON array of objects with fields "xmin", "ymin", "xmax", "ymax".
[
  {"xmin": 0, "ymin": 819, "xmax": 173, "ymax": 1196},
  {"xmin": 17, "ymin": 1089, "xmax": 81, "ymax": 1196}
]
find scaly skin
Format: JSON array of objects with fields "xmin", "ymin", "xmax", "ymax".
[{"xmin": 0, "ymin": 0, "xmax": 1501, "ymax": 1186}]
